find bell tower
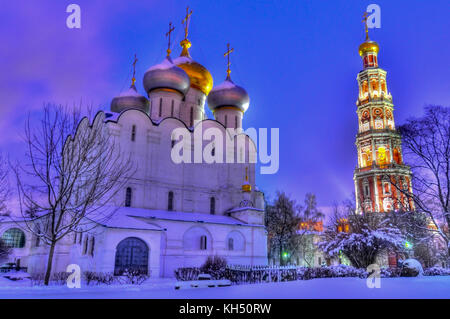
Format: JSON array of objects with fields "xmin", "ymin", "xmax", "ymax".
[{"xmin": 353, "ymin": 14, "xmax": 414, "ymax": 213}]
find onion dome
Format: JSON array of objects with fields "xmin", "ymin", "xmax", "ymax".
[
  {"xmin": 207, "ymin": 76, "xmax": 249, "ymax": 113},
  {"xmin": 110, "ymin": 84, "xmax": 149, "ymax": 113},
  {"xmin": 359, "ymin": 40, "xmax": 379, "ymax": 57},
  {"xmin": 173, "ymin": 39, "xmax": 213, "ymax": 95},
  {"xmin": 143, "ymin": 56, "xmax": 190, "ymax": 96}
]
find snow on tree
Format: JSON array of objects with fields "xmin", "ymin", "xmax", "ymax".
[{"xmin": 319, "ymin": 200, "xmax": 406, "ymax": 269}]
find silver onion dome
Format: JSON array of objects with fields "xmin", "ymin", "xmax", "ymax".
[
  {"xmin": 143, "ymin": 57, "xmax": 190, "ymax": 96},
  {"xmin": 207, "ymin": 77, "xmax": 250, "ymax": 113},
  {"xmin": 110, "ymin": 84, "xmax": 149, "ymax": 113}
]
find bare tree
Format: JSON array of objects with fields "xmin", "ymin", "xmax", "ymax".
[
  {"xmin": 11, "ymin": 104, "xmax": 134, "ymax": 285},
  {"xmin": 0, "ymin": 153, "xmax": 10, "ymax": 215},
  {"xmin": 396, "ymin": 105, "xmax": 450, "ymax": 256},
  {"xmin": 265, "ymin": 191, "xmax": 302, "ymax": 265},
  {"xmin": 295, "ymin": 193, "xmax": 325, "ymax": 267}
]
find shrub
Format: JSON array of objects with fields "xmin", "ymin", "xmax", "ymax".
[
  {"xmin": 200, "ymin": 256, "xmax": 227, "ymax": 279},
  {"xmin": 83, "ymin": 271, "xmax": 116, "ymax": 285},
  {"xmin": 423, "ymin": 267, "xmax": 450, "ymax": 276},
  {"xmin": 117, "ymin": 269, "xmax": 149, "ymax": 285},
  {"xmin": 174, "ymin": 267, "xmax": 200, "ymax": 281}
]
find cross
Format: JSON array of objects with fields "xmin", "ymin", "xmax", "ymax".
[
  {"xmin": 362, "ymin": 12, "xmax": 369, "ymax": 40},
  {"xmin": 224, "ymin": 43, "xmax": 234, "ymax": 78},
  {"xmin": 182, "ymin": 6, "xmax": 193, "ymax": 40},
  {"xmin": 131, "ymin": 54, "xmax": 138, "ymax": 85},
  {"xmin": 166, "ymin": 22, "xmax": 175, "ymax": 56}
]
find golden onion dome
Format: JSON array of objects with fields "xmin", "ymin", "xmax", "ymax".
[
  {"xmin": 359, "ymin": 40, "xmax": 379, "ymax": 57},
  {"xmin": 173, "ymin": 39, "xmax": 213, "ymax": 95}
]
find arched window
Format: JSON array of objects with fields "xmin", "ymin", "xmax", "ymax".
[
  {"xmin": 189, "ymin": 107, "xmax": 193, "ymax": 127},
  {"xmin": 224, "ymin": 115, "xmax": 228, "ymax": 127},
  {"xmin": 90, "ymin": 237, "xmax": 95, "ymax": 256},
  {"xmin": 78, "ymin": 232, "xmax": 83, "ymax": 245},
  {"xmin": 73, "ymin": 232, "xmax": 77, "ymax": 244},
  {"xmin": 200, "ymin": 235, "xmax": 207, "ymax": 250},
  {"xmin": 2, "ymin": 228, "xmax": 25, "ymax": 248},
  {"xmin": 114, "ymin": 237, "xmax": 149, "ymax": 275},
  {"xmin": 228, "ymin": 238, "xmax": 234, "ymax": 251},
  {"xmin": 125, "ymin": 187, "xmax": 132, "ymax": 207},
  {"xmin": 226, "ymin": 231, "xmax": 245, "ymax": 251},
  {"xmin": 159, "ymin": 98, "xmax": 163, "ymax": 117},
  {"xmin": 210, "ymin": 197, "xmax": 216, "ymax": 215},
  {"xmin": 171, "ymin": 100, "xmax": 174, "ymax": 117},
  {"xmin": 168, "ymin": 191, "xmax": 174, "ymax": 211},
  {"xmin": 235, "ymin": 116, "xmax": 238, "ymax": 129},
  {"xmin": 131, "ymin": 125, "xmax": 136, "ymax": 142}
]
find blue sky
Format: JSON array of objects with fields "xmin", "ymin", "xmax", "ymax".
[{"xmin": 0, "ymin": 0, "xmax": 449, "ymax": 209}]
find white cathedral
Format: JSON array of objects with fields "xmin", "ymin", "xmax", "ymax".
[{"xmin": 0, "ymin": 15, "xmax": 268, "ymax": 278}]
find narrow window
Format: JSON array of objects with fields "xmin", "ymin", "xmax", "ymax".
[
  {"xmin": 228, "ymin": 238, "xmax": 234, "ymax": 251},
  {"xmin": 235, "ymin": 116, "xmax": 238, "ymax": 129},
  {"xmin": 210, "ymin": 197, "xmax": 216, "ymax": 215},
  {"xmin": 125, "ymin": 187, "xmax": 132, "ymax": 207},
  {"xmin": 171, "ymin": 100, "xmax": 174, "ymax": 117},
  {"xmin": 83, "ymin": 236, "xmax": 88, "ymax": 255},
  {"xmin": 189, "ymin": 107, "xmax": 193, "ymax": 127},
  {"xmin": 168, "ymin": 191, "xmax": 174, "ymax": 211},
  {"xmin": 159, "ymin": 98, "xmax": 162, "ymax": 117},
  {"xmin": 79, "ymin": 232, "xmax": 83, "ymax": 245},
  {"xmin": 131, "ymin": 125, "xmax": 136, "ymax": 142},
  {"xmin": 90, "ymin": 237, "xmax": 95, "ymax": 257},
  {"xmin": 200, "ymin": 235, "xmax": 207, "ymax": 250},
  {"xmin": 224, "ymin": 115, "xmax": 228, "ymax": 127},
  {"xmin": 73, "ymin": 232, "xmax": 77, "ymax": 244}
]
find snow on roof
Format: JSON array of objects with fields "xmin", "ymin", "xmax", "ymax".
[
  {"xmin": 87, "ymin": 208, "xmax": 165, "ymax": 231},
  {"xmin": 118, "ymin": 86, "xmax": 144, "ymax": 98},
  {"xmin": 213, "ymin": 79, "xmax": 237, "ymax": 91},
  {"xmin": 147, "ymin": 57, "xmax": 176, "ymax": 71},
  {"xmin": 106, "ymin": 206, "xmax": 264, "ymax": 228},
  {"xmin": 173, "ymin": 56, "xmax": 193, "ymax": 65}
]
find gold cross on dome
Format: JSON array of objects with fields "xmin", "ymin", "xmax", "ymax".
[
  {"xmin": 132, "ymin": 54, "xmax": 138, "ymax": 85},
  {"xmin": 362, "ymin": 12, "xmax": 369, "ymax": 40},
  {"xmin": 166, "ymin": 22, "xmax": 175, "ymax": 56},
  {"xmin": 224, "ymin": 43, "xmax": 234, "ymax": 78},
  {"xmin": 182, "ymin": 6, "xmax": 193, "ymax": 40}
]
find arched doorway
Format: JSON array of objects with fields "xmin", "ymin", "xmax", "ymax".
[{"xmin": 114, "ymin": 237, "xmax": 149, "ymax": 275}]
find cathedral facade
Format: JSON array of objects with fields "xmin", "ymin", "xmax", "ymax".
[
  {"xmin": 0, "ymin": 12, "xmax": 268, "ymax": 277},
  {"xmin": 353, "ymin": 31, "xmax": 414, "ymax": 214}
]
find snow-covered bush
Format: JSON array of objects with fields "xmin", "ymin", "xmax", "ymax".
[
  {"xmin": 301, "ymin": 265, "xmax": 367, "ymax": 280},
  {"xmin": 29, "ymin": 272, "xmax": 70, "ymax": 286},
  {"xmin": 118, "ymin": 269, "xmax": 149, "ymax": 285},
  {"xmin": 423, "ymin": 266, "xmax": 450, "ymax": 276},
  {"xmin": 319, "ymin": 212, "xmax": 405, "ymax": 269},
  {"xmin": 174, "ymin": 267, "xmax": 201, "ymax": 281},
  {"xmin": 380, "ymin": 267, "xmax": 402, "ymax": 278},
  {"xmin": 83, "ymin": 271, "xmax": 115, "ymax": 285},
  {"xmin": 200, "ymin": 256, "xmax": 227, "ymax": 279},
  {"xmin": 399, "ymin": 259, "xmax": 424, "ymax": 277}
]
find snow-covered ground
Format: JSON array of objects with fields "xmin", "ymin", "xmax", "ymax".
[{"xmin": 0, "ymin": 276, "xmax": 449, "ymax": 299}]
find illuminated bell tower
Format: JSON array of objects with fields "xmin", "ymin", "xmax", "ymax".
[{"xmin": 353, "ymin": 15, "xmax": 414, "ymax": 213}]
